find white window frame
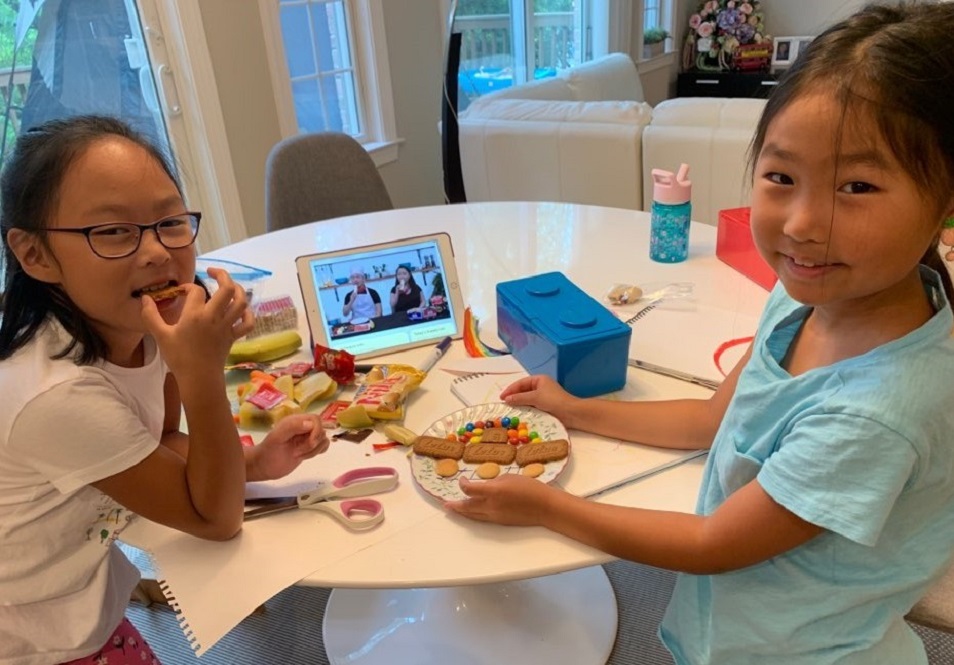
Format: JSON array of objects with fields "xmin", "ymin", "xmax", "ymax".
[
  {"xmin": 635, "ymin": 0, "xmax": 677, "ymax": 74},
  {"xmin": 258, "ymin": 0, "xmax": 400, "ymax": 167},
  {"xmin": 142, "ymin": 0, "xmax": 249, "ymax": 249}
]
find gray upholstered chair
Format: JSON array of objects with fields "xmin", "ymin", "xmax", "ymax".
[{"xmin": 264, "ymin": 132, "xmax": 393, "ymax": 232}]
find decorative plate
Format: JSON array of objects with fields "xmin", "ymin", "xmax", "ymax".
[{"xmin": 410, "ymin": 402, "xmax": 570, "ymax": 502}]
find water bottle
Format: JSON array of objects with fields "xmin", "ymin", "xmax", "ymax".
[{"xmin": 649, "ymin": 163, "xmax": 692, "ymax": 263}]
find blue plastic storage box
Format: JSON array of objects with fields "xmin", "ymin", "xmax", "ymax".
[{"xmin": 496, "ymin": 272, "xmax": 631, "ymax": 397}]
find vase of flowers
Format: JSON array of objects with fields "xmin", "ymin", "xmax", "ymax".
[{"xmin": 682, "ymin": 0, "xmax": 769, "ymax": 72}]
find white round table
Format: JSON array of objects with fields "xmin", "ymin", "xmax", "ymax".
[{"xmin": 127, "ymin": 202, "xmax": 769, "ymax": 662}]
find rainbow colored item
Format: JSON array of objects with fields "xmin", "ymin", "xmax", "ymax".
[{"xmin": 462, "ymin": 307, "xmax": 510, "ymax": 358}]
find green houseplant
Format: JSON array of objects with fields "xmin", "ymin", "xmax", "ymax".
[{"xmin": 643, "ymin": 27, "xmax": 670, "ymax": 59}]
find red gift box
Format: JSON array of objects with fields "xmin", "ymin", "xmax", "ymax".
[{"xmin": 716, "ymin": 207, "xmax": 778, "ymax": 291}]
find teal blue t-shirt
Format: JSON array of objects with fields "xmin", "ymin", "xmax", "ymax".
[{"xmin": 660, "ymin": 268, "xmax": 954, "ymax": 665}]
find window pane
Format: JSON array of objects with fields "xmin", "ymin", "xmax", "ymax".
[
  {"xmin": 644, "ymin": 1, "xmax": 662, "ymax": 30},
  {"xmin": 291, "ymin": 78, "xmax": 323, "ymax": 132},
  {"xmin": 280, "ymin": 0, "xmax": 361, "ymax": 136},
  {"xmin": 453, "ymin": 0, "xmax": 591, "ymax": 110},
  {"xmin": 319, "ymin": 74, "xmax": 342, "ymax": 132},
  {"xmin": 280, "ymin": 4, "xmax": 315, "ymax": 77},
  {"xmin": 532, "ymin": 0, "xmax": 577, "ymax": 71},
  {"xmin": 328, "ymin": 71, "xmax": 358, "ymax": 134}
]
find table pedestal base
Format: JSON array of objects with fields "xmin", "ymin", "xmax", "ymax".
[{"xmin": 323, "ymin": 566, "xmax": 618, "ymax": 665}]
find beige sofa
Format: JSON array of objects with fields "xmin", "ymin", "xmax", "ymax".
[{"xmin": 458, "ymin": 53, "xmax": 766, "ymax": 226}]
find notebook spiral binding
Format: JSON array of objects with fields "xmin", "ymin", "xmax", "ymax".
[{"xmin": 624, "ymin": 298, "xmax": 662, "ymax": 325}]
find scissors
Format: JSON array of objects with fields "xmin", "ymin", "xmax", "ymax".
[{"xmin": 243, "ymin": 466, "xmax": 398, "ymax": 531}]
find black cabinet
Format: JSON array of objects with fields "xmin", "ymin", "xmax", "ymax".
[{"xmin": 677, "ymin": 71, "xmax": 780, "ymax": 99}]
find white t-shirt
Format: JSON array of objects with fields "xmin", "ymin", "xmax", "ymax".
[{"xmin": 0, "ymin": 322, "xmax": 165, "ymax": 665}]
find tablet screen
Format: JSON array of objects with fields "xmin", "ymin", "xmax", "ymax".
[{"xmin": 296, "ymin": 233, "xmax": 464, "ymax": 359}]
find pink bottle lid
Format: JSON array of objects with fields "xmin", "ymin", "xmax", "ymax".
[{"xmin": 652, "ymin": 163, "xmax": 692, "ymax": 205}]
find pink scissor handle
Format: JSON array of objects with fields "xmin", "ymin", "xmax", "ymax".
[
  {"xmin": 333, "ymin": 466, "xmax": 398, "ymax": 488},
  {"xmin": 298, "ymin": 467, "xmax": 399, "ymax": 505},
  {"xmin": 315, "ymin": 499, "xmax": 385, "ymax": 530}
]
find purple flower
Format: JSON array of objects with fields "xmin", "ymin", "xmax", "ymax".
[
  {"xmin": 717, "ymin": 8, "xmax": 743, "ymax": 31},
  {"xmin": 735, "ymin": 22, "xmax": 756, "ymax": 42}
]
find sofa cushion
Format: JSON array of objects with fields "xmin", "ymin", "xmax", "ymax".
[
  {"xmin": 462, "ymin": 99, "xmax": 653, "ymax": 126},
  {"xmin": 650, "ymin": 97, "xmax": 765, "ymax": 130},
  {"xmin": 459, "ymin": 119, "xmax": 644, "ymax": 210},
  {"xmin": 561, "ymin": 53, "xmax": 645, "ymax": 103}
]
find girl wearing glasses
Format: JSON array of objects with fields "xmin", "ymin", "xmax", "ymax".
[{"xmin": 0, "ymin": 116, "xmax": 330, "ymax": 665}]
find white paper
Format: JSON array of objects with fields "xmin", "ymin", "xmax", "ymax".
[{"xmin": 439, "ymin": 355, "xmax": 525, "ymax": 375}]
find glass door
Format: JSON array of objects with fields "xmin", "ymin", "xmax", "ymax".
[
  {"xmin": 452, "ymin": 0, "xmax": 591, "ymax": 111},
  {"xmin": 0, "ymin": 0, "xmax": 174, "ymax": 163}
]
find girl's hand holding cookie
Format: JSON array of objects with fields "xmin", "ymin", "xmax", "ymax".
[{"xmin": 141, "ymin": 267, "xmax": 254, "ymax": 381}]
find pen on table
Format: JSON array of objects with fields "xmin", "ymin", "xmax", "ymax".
[
  {"xmin": 627, "ymin": 358, "xmax": 722, "ymax": 391},
  {"xmin": 418, "ymin": 336, "xmax": 453, "ymax": 373}
]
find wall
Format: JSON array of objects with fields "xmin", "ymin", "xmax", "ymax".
[
  {"xmin": 198, "ymin": 0, "xmax": 447, "ymax": 240},
  {"xmin": 762, "ymin": 0, "xmax": 866, "ymax": 37},
  {"xmin": 377, "ymin": 1, "xmax": 446, "ymax": 210},
  {"xmin": 197, "ymin": 0, "xmax": 283, "ymax": 239}
]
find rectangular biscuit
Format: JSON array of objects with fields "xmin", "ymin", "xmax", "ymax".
[
  {"xmin": 462, "ymin": 443, "xmax": 517, "ymax": 465},
  {"xmin": 413, "ymin": 435, "xmax": 465, "ymax": 461},
  {"xmin": 516, "ymin": 439, "xmax": 569, "ymax": 466},
  {"xmin": 480, "ymin": 427, "xmax": 509, "ymax": 443}
]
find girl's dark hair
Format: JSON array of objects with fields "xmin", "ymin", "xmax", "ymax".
[
  {"xmin": 749, "ymin": 1, "xmax": 954, "ymax": 301},
  {"xmin": 393, "ymin": 266, "xmax": 419, "ymax": 289},
  {"xmin": 0, "ymin": 115, "xmax": 183, "ymax": 364}
]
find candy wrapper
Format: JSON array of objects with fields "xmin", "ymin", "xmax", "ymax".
[
  {"xmin": 344, "ymin": 364, "xmax": 425, "ymax": 423},
  {"xmin": 313, "ymin": 343, "xmax": 356, "ymax": 384},
  {"xmin": 233, "ymin": 369, "xmax": 337, "ymax": 429},
  {"xmin": 606, "ymin": 283, "xmax": 643, "ymax": 306}
]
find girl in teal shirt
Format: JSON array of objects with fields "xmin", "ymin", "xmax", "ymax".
[{"xmin": 447, "ymin": 3, "xmax": 954, "ymax": 663}]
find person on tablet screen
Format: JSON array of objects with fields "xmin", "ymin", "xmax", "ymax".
[
  {"xmin": 390, "ymin": 266, "xmax": 426, "ymax": 313},
  {"xmin": 342, "ymin": 267, "xmax": 381, "ymax": 320}
]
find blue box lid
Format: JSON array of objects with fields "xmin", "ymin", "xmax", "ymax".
[{"xmin": 496, "ymin": 272, "xmax": 630, "ymax": 343}]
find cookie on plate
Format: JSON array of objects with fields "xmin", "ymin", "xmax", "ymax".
[
  {"xmin": 475, "ymin": 462, "xmax": 500, "ymax": 479},
  {"xmin": 434, "ymin": 458, "xmax": 459, "ymax": 478},
  {"xmin": 516, "ymin": 439, "xmax": 569, "ymax": 466},
  {"xmin": 463, "ymin": 443, "xmax": 516, "ymax": 465},
  {"xmin": 480, "ymin": 427, "xmax": 510, "ymax": 444},
  {"xmin": 521, "ymin": 463, "xmax": 546, "ymax": 478},
  {"xmin": 413, "ymin": 435, "xmax": 465, "ymax": 460}
]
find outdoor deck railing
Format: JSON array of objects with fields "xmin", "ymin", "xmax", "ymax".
[
  {"xmin": 455, "ymin": 12, "xmax": 575, "ymax": 71},
  {"xmin": 0, "ymin": 65, "xmax": 32, "ymax": 133}
]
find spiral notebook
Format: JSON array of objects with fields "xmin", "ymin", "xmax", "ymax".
[{"xmin": 451, "ymin": 372, "xmax": 522, "ymax": 406}]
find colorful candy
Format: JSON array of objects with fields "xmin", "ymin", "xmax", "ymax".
[{"xmin": 457, "ymin": 416, "xmax": 536, "ymax": 446}]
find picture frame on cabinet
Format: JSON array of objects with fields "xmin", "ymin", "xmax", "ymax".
[{"xmin": 771, "ymin": 36, "xmax": 813, "ymax": 69}]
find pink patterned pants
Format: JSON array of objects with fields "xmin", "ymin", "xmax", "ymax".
[{"xmin": 60, "ymin": 617, "xmax": 161, "ymax": 665}]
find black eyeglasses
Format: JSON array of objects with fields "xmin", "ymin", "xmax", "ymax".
[{"xmin": 46, "ymin": 212, "xmax": 202, "ymax": 259}]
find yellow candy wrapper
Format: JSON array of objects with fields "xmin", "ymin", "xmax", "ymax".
[{"xmin": 349, "ymin": 364, "xmax": 425, "ymax": 421}]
